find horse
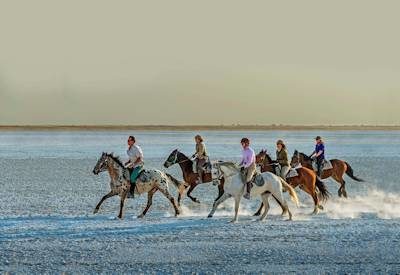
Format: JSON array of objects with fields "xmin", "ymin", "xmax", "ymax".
[
  {"xmin": 254, "ymin": 149, "xmax": 330, "ymax": 215},
  {"xmin": 163, "ymin": 149, "xmax": 225, "ymax": 206},
  {"xmin": 207, "ymin": 161, "xmax": 299, "ymax": 222},
  {"xmin": 92, "ymin": 152, "xmax": 182, "ymax": 219},
  {"xmin": 291, "ymin": 150, "xmax": 364, "ymax": 198}
]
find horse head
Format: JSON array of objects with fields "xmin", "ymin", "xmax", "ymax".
[
  {"xmin": 255, "ymin": 149, "xmax": 267, "ymax": 165},
  {"xmin": 163, "ymin": 149, "xmax": 179, "ymax": 168},
  {"xmin": 93, "ymin": 152, "xmax": 109, "ymax": 175}
]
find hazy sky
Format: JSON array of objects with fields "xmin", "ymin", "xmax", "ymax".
[{"xmin": 0, "ymin": 0, "xmax": 399, "ymax": 125}]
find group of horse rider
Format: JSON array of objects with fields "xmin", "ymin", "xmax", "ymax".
[{"xmin": 124, "ymin": 134, "xmax": 326, "ymax": 199}]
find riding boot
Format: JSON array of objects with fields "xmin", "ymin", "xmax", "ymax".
[
  {"xmin": 243, "ymin": 182, "xmax": 251, "ymax": 199},
  {"xmin": 197, "ymin": 170, "xmax": 203, "ymax": 184},
  {"xmin": 317, "ymin": 166, "xmax": 323, "ymax": 181},
  {"xmin": 129, "ymin": 180, "xmax": 135, "ymax": 198}
]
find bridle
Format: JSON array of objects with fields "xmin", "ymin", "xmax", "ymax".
[{"xmin": 170, "ymin": 150, "xmax": 191, "ymax": 165}]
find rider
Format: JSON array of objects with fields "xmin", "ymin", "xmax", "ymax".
[
  {"xmin": 239, "ymin": 137, "xmax": 256, "ymax": 200},
  {"xmin": 191, "ymin": 134, "xmax": 208, "ymax": 183},
  {"xmin": 124, "ymin": 135, "xmax": 144, "ymax": 196},
  {"xmin": 310, "ymin": 136, "xmax": 325, "ymax": 179},
  {"xmin": 275, "ymin": 139, "xmax": 290, "ymax": 178}
]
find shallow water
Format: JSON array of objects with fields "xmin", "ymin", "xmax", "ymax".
[{"xmin": 0, "ymin": 130, "xmax": 399, "ymax": 273}]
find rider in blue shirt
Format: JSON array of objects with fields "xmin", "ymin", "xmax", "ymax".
[{"xmin": 310, "ymin": 136, "xmax": 325, "ymax": 179}]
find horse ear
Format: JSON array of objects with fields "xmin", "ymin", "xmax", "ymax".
[{"xmin": 294, "ymin": 149, "xmax": 298, "ymax": 153}]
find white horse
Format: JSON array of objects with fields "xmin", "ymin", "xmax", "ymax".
[{"xmin": 207, "ymin": 161, "xmax": 299, "ymax": 222}]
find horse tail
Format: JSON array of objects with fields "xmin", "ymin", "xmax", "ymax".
[
  {"xmin": 165, "ymin": 173, "xmax": 185, "ymax": 188},
  {"xmin": 315, "ymin": 178, "xmax": 330, "ymax": 202},
  {"xmin": 280, "ymin": 178, "xmax": 299, "ymax": 207},
  {"xmin": 344, "ymin": 162, "xmax": 364, "ymax": 182}
]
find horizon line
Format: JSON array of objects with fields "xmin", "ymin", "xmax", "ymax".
[{"xmin": 1, "ymin": 124, "xmax": 400, "ymax": 131}]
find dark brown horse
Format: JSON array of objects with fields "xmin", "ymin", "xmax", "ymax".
[
  {"xmin": 163, "ymin": 149, "xmax": 224, "ymax": 206},
  {"xmin": 254, "ymin": 149, "xmax": 330, "ymax": 215},
  {"xmin": 291, "ymin": 150, "xmax": 364, "ymax": 198}
]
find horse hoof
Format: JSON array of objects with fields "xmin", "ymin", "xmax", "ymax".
[
  {"xmin": 137, "ymin": 214, "xmax": 144, "ymax": 219},
  {"xmin": 93, "ymin": 209, "xmax": 99, "ymax": 214},
  {"xmin": 318, "ymin": 205, "xmax": 324, "ymax": 210},
  {"xmin": 229, "ymin": 219, "xmax": 238, "ymax": 223},
  {"xmin": 194, "ymin": 199, "xmax": 200, "ymax": 203},
  {"xmin": 117, "ymin": 215, "xmax": 123, "ymax": 219},
  {"xmin": 253, "ymin": 213, "xmax": 260, "ymax": 217}
]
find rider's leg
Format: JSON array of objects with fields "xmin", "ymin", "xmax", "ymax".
[
  {"xmin": 130, "ymin": 166, "xmax": 142, "ymax": 196},
  {"xmin": 316, "ymin": 158, "xmax": 323, "ymax": 179},
  {"xmin": 243, "ymin": 163, "xmax": 256, "ymax": 199},
  {"xmin": 281, "ymin": 166, "xmax": 290, "ymax": 179}
]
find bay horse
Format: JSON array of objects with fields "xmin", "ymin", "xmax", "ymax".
[
  {"xmin": 163, "ymin": 149, "xmax": 224, "ymax": 206},
  {"xmin": 291, "ymin": 150, "xmax": 364, "ymax": 198},
  {"xmin": 92, "ymin": 152, "xmax": 181, "ymax": 219},
  {"xmin": 207, "ymin": 161, "xmax": 299, "ymax": 222},
  {"xmin": 254, "ymin": 149, "xmax": 329, "ymax": 215}
]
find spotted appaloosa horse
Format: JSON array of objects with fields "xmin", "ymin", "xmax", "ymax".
[
  {"xmin": 163, "ymin": 149, "xmax": 225, "ymax": 206},
  {"xmin": 92, "ymin": 152, "xmax": 182, "ymax": 219},
  {"xmin": 291, "ymin": 150, "xmax": 364, "ymax": 198}
]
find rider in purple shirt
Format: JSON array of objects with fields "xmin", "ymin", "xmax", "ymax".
[{"xmin": 310, "ymin": 136, "xmax": 325, "ymax": 179}]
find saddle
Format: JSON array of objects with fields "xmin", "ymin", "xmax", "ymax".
[
  {"xmin": 240, "ymin": 171, "xmax": 265, "ymax": 187},
  {"xmin": 312, "ymin": 159, "xmax": 333, "ymax": 171}
]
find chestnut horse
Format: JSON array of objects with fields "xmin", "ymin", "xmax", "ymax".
[
  {"xmin": 254, "ymin": 150, "xmax": 330, "ymax": 215},
  {"xmin": 163, "ymin": 149, "xmax": 224, "ymax": 206},
  {"xmin": 291, "ymin": 150, "xmax": 364, "ymax": 198}
]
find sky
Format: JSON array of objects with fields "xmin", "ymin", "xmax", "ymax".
[{"xmin": 0, "ymin": 0, "xmax": 399, "ymax": 126}]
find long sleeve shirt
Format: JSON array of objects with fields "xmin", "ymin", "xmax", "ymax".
[
  {"xmin": 240, "ymin": 147, "xmax": 256, "ymax": 168},
  {"xmin": 314, "ymin": 143, "xmax": 325, "ymax": 159},
  {"xmin": 276, "ymin": 149, "xmax": 290, "ymax": 167},
  {"xmin": 194, "ymin": 142, "xmax": 207, "ymax": 159}
]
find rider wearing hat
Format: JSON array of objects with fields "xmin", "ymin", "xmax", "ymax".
[
  {"xmin": 275, "ymin": 139, "xmax": 290, "ymax": 179},
  {"xmin": 310, "ymin": 136, "xmax": 325, "ymax": 179},
  {"xmin": 239, "ymin": 137, "xmax": 256, "ymax": 200}
]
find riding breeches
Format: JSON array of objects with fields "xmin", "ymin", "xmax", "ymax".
[
  {"xmin": 242, "ymin": 162, "xmax": 257, "ymax": 183},
  {"xmin": 276, "ymin": 165, "xmax": 290, "ymax": 179}
]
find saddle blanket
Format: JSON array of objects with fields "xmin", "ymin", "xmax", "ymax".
[
  {"xmin": 312, "ymin": 159, "xmax": 333, "ymax": 171},
  {"xmin": 286, "ymin": 168, "xmax": 299, "ymax": 178}
]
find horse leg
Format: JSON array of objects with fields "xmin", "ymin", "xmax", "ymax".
[
  {"xmin": 231, "ymin": 196, "xmax": 241, "ymax": 223},
  {"xmin": 310, "ymin": 189, "xmax": 319, "ymax": 215},
  {"xmin": 117, "ymin": 190, "xmax": 129, "ymax": 219},
  {"xmin": 158, "ymin": 187, "xmax": 180, "ymax": 217},
  {"xmin": 214, "ymin": 181, "xmax": 225, "ymax": 202},
  {"xmin": 333, "ymin": 174, "xmax": 347, "ymax": 198},
  {"xmin": 187, "ymin": 183, "xmax": 200, "ymax": 203},
  {"xmin": 272, "ymin": 194, "xmax": 292, "ymax": 221},
  {"xmin": 253, "ymin": 203, "xmax": 264, "ymax": 216},
  {"xmin": 259, "ymin": 193, "xmax": 271, "ymax": 221},
  {"xmin": 208, "ymin": 193, "xmax": 231, "ymax": 218},
  {"xmin": 138, "ymin": 188, "xmax": 157, "ymax": 218},
  {"xmin": 94, "ymin": 191, "xmax": 116, "ymax": 214},
  {"xmin": 177, "ymin": 185, "xmax": 187, "ymax": 207}
]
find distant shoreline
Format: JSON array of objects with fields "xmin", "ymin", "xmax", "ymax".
[{"xmin": 1, "ymin": 125, "xmax": 400, "ymax": 131}]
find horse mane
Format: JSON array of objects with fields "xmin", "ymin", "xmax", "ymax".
[
  {"xmin": 298, "ymin": 151, "xmax": 311, "ymax": 161},
  {"xmin": 264, "ymin": 152, "xmax": 273, "ymax": 164},
  {"xmin": 175, "ymin": 150, "xmax": 193, "ymax": 165},
  {"xmin": 106, "ymin": 153, "xmax": 125, "ymax": 168},
  {"xmin": 217, "ymin": 161, "xmax": 240, "ymax": 172}
]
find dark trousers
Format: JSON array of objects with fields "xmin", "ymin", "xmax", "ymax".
[{"xmin": 316, "ymin": 157, "xmax": 324, "ymax": 177}]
